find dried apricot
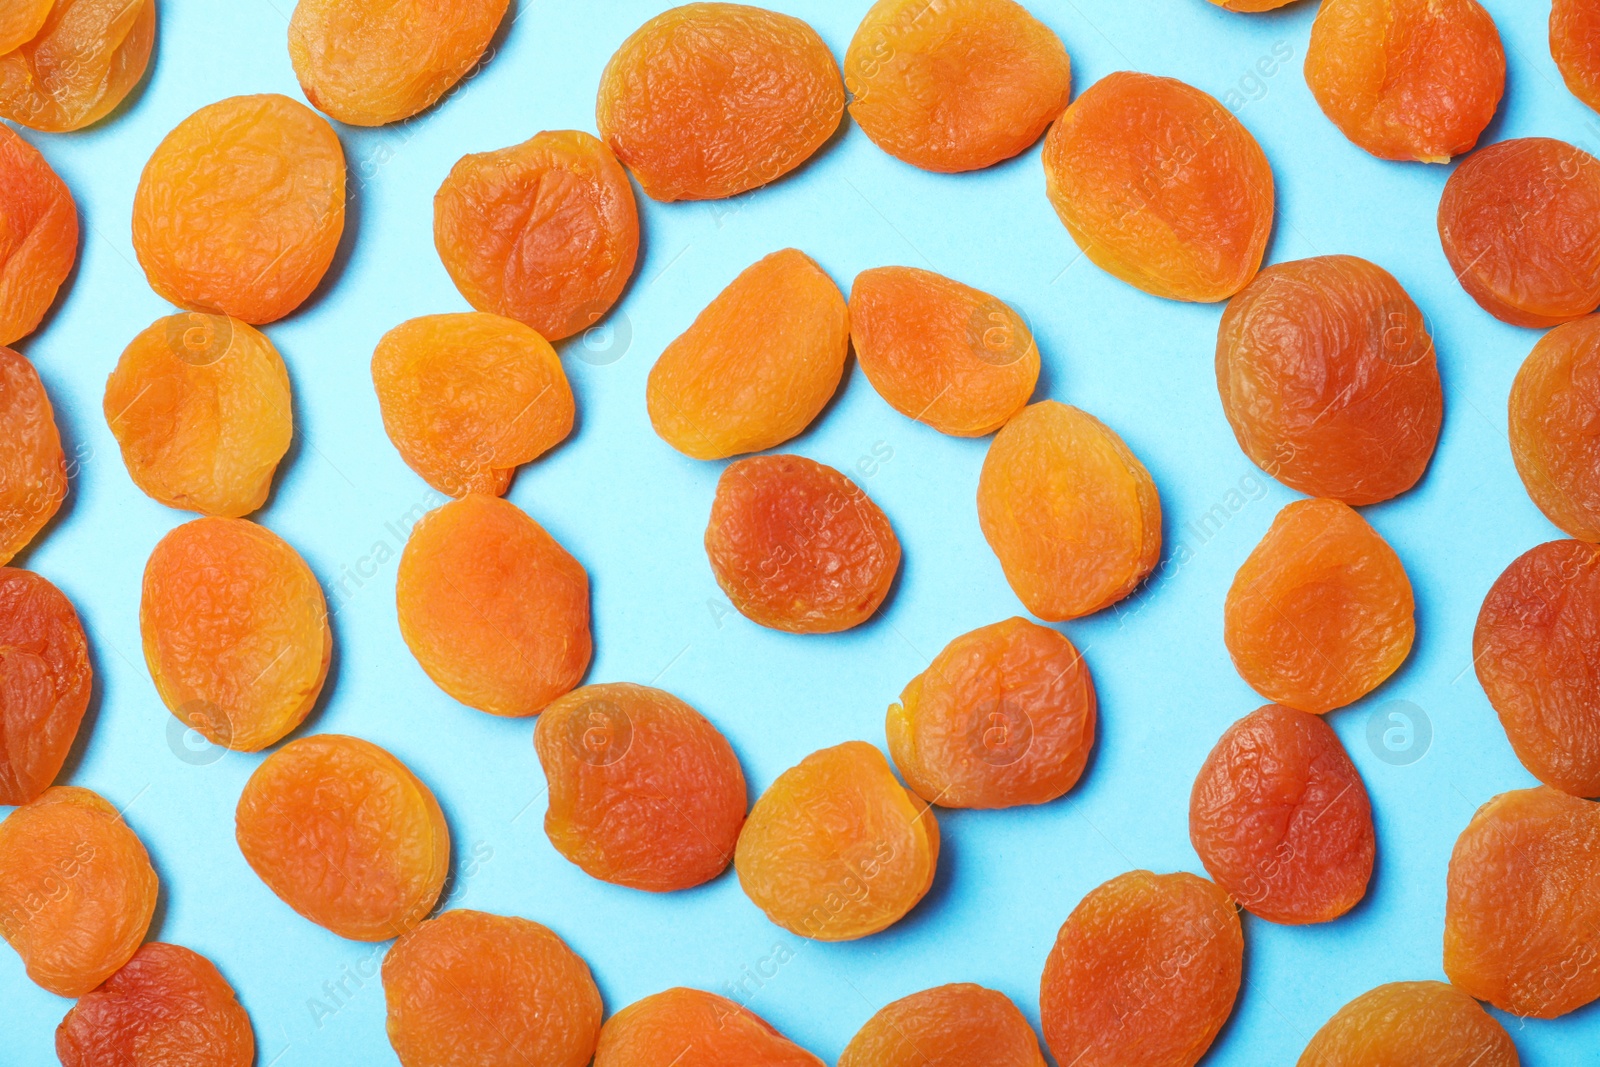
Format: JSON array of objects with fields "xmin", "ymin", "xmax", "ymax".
[
  {"xmin": 1217, "ymin": 255, "xmax": 1442, "ymax": 506},
  {"xmin": 0, "ymin": 346, "xmax": 66, "ymax": 565},
  {"xmin": 647, "ymin": 249, "xmax": 848, "ymax": 460},
  {"xmin": 435, "ymin": 130, "xmax": 639, "ymax": 342},
  {"xmin": 535, "ymin": 682, "xmax": 746, "ymax": 892},
  {"xmin": 843, "ymin": 0, "xmax": 1071, "ymax": 174},
  {"xmin": 1039, "ymin": 870, "xmax": 1242, "ymax": 1067},
  {"xmin": 977, "ymin": 400, "xmax": 1161, "ymax": 621},
  {"xmin": 383, "ymin": 909, "xmax": 602, "ymax": 1067},
  {"xmin": 1444, "ymin": 786, "xmax": 1600, "ymax": 1017},
  {"xmin": 1554, "ymin": 0, "xmax": 1600, "ymax": 114},
  {"xmin": 849, "ymin": 266, "xmax": 1039, "ymax": 436},
  {"xmin": 1509, "ymin": 317, "xmax": 1600, "ymax": 541},
  {"xmin": 236, "ymin": 733, "xmax": 448, "ymax": 942},
  {"xmin": 1224, "ymin": 498, "xmax": 1413, "ymax": 713},
  {"xmin": 0, "ymin": 786, "xmax": 158, "ymax": 997},
  {"xmin": 839, "ymin": 983, "xmax": 1046, "ymax": 1067},
  {"xmin": 396, "ymin": 494, "xmax": 590, "ymax": 716},
  {"xmin": 141, "ymin": 518, "xmax": 331, "ymax": 752},
  {"xmin": 1042, "ymin": 70, "xmax": 1273, "ymax": 302},
  {"xmin": 0, "ymin": 0, "xmax": 155, "ymax": 133},
  {"xmin": 887, "ymin": 617, "xmax": 1095, "ymax": 809},
  {"xmin": 705, "ymin": 454, "xmax": 900, "ymax": 633},
  {"xmin": 0, "ymin": 567, "xmax": 90, "ymax": 805},
  {"xmin": 1208, "ymin": 0, "xmax": 1299, "ymax": 9},
  {"xmin": 596, "ymin": 3, "xmax": 844, "ymax": 201},
  {"xmin": 594, "ymin": 987, "xmax": 823, "ymax": 1067},
  {"xmin": 735, "ymin": 741, "xmax": 939, "ymax": 941},
  {"xmin": 104, "ymin": 314, "xmax": 293, "ymax": 518},
  {"xmin": 1190, "ymin": 704, "xmax": 1375, "ymax": 924},
  {"xmin": 1438, "ymin": 137, "xmax": 1600, "ymax": 327},
  {"xmin": 0, "ymin": 125, "xmax": 77, "ymax": 347},
  {"xmin": 56, "ymin": 942, "xmax": 255, "ymax": 1067},
  {"xmin": 0, "ymin": 0, "xmax": 52, "ymax": 55},
  {"xmin": 132, "ymin": 94, "xmax": 346, "ymax": 325},
  {"xmin": 1296, "ymin": 980, "xmax": 1518, "ymax": 1067},
  {"xmin": 372, "ymin": 313, "xmax": 574, "ymax": 498}
]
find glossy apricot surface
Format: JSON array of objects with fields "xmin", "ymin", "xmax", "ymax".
[{"xmin": 0, "ymin": 0, "xmax": 156, "ymax": 132}]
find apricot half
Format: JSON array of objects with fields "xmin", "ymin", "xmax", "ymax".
[
  {"xmin": 1553, "ymin": 0, "xmax": 1600, "ymax": 115},
  {"xmin": 840, "ymin": 983, "xmax": 1047, "ymax": 1067},
  {"xmin": 594, "ymin": 987, "xmax": 823, "ymax": 1067},
  {"xmin": 0, "ymin": 347, "xmax": 66, "ymax": 565},
  {"xmin": 0, "ymin": 0, "xmax": 156, "ymax": 133},
  {"xmin": 1509, "ymin": 316, "xmax": 1600, "ymax": 542},
  {"xmin": 1296, "ymin": 980, "xmax": 1518, "ymax": 1067},
  {"xmin": 0, "ymin": 567, "xmax": 91, "ymax": 805},
  {"xmin": 0, "ymin": 124, "xmax": 77, "ymax": 347}
]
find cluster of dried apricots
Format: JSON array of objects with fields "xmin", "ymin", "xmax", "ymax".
[{"xmin": 2, "ymin": 0, "xmax": 1600, "ymax": 1063}]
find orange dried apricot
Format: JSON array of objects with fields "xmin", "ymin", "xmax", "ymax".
[
  {"xmin": 705, "ymin": 454, "xmax": 900, "ymax": 633},
  {"xmin": 647, "ymin": 249, "xmax": 848, "ymax": 460},
  {"xmin": 1042, "ymin": 71, "xmax": 1273, "ymax": 302},
  {"xmin": 141, "ymin": 517, "xmax": 331, "ymax": 752},
  {"xmin": 1217, "ymin": 255, "xmax": 1442, "ymax": 506},
  {"xmin": 0, "ymin": 0, "xmax": 52, "ymax": 55},
  {"xmin": 1208, "ymin": 0, "xmax": 1299, "ymax": 9},
  {"xmin": 435, "ymin": 130, "xmax": 639, "ymax": 342},
  {"xmin": 887, "ymin": 617, "xmax": 1095, "ymax": 809},
  {"xmin": 1554, "ymin": 0, "xmax": 1600, "ymax": 114},
  {"xmin": 1438, "ymin": 137, "xmax": 1600, "ymax": 327},
  {"xmin": 1224, "ymin": 498, "xmax": 1414, "ymax": 713},
  {"xmin": 1296, "ymin": 980, "xmax": 1518, "ymax": 1067},
  {"xmin": 843, "ymin": 0, "xmax": 1071, "ymax": 174},
  {"xmin": 535, "ymin": 682, "xmax": 747, "ymax": 892},
  {"xmin": 236, "ymin": 733, "xmax": 448, "ymax": 941},
  {"xmin": 839, "ymin": 983, "xmax": 1046, "ymax": 1067},
  {"xmin": 594, "ymin": 987, "xmax": 823, "ymax": 1067},
  {"xmin": 596, "ymin": 3, "xmax": 844, "ymax": 201},
  {"xmin": 133, "ymin": 94, "xmax": 346, "ymax": 325},
  {"xmin": 1509, "ymin": 317, "xmax": 1600, "ymax": 541},
  {"xmin": 56, "ymin": 942, "xmax": 255, "ymax": 1067},
  {"xmin": 1190, "ymin": 704, "xmax": 1375, "ymax": 924},
  {"xmin": 372, "ymin": 313, "xmax": 574, "ymax": 498},
  {"xmin": 0, "ymin": 567, "xmax": 90, "ymax": 805},
  {"xmin": 1444, "ymin": 786, "xmax": 1600, "ymax": 1018},
  {"xmin": 383, "ymin": 909, "xmax": 602, "ymax": 1067},
  {"xmin": 104, "ymin": 314, "xmax": 293, "ymax": 518},
  {"xmin": 0, "ymin": 786, "xmax": 158, "ymax": 997},
  {"xmin": 396, "ymin": 494, "xmax": 590, "ymax": 716},
  {"xmin": 977, "ymin": 400, "xmax": 1161, "ymax": 621},
  {"xmin": 1040, "ymin": 870, "xmax": 1242, "ymax": 1067},
  {"xmin": 0, "ymin": 125, "xmax": 77, "ymax": 347},
  {"xmin": 849, "ymin": 266, "xmax": 1039, "ymax": 436},
  {"xmin": 0, "ymin": 346, "xmax": 66, "ymax": 565},
  {"xmin": 735, "ymin": 741, "xmax": 939, "ymax": 941},
  {"xmin": 0, "ymin": 0, "xmax": 155, "ymax": 133}
]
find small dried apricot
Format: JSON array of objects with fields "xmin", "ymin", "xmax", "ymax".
[
  {"xmin": 595, "ymin": 987, "xmax": 823, "ymax": 1067},
  {"xmin": 977, "ymin": 400, "xmax": 1161, "ymax": 621},
  {"xmin": 1509, "ymin": 317, "xmax": 1600, "ymax": 541},
  {"xmin": 0, "ymin": 0, "xmax": 52, "ymax": 55},
  {"xmin": 0, "ymin": 0, "xmax": 155, "ymax": 133},
  {"xmin": 0, "ymin": 567, "xmax": 90, "ymax": 805},
  {"xmin": 1553, "ymin": 0, "xmax": 1600, "ymax": 114},
  {"xmin": 1208, "ymin": 0, "xmax": 1299, "ymax": 9},
  {"xmin": 839, "ymin": 983, "xmax": 1046, "ymax": 1067},
  {"xmin": 1296, "ymin": 980, "xmax": 1518, "ymax": 1067},
  {"xmin": 0, "ymin": 346, "xmax": 66, "ymax": 565},
  {"xmin": 735, "ymin": 741, "xmax": 939, "ymax": 941},
  {"xmin": 648, "ymin": 249, "xmax": 848, "ymax": 460},
  {"xmin": 0, "ymin": 125, "xmax": 77, "ymax": 347}
]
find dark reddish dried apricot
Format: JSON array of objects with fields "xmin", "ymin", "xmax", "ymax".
[
  {"xmin": 840, "ymin": 983, "xmax": 1046, "ymax": 1067},
  {"xmin": 0, "ymin": 0, "xmax": 155, "ymax": 133},
  {"xmin": 1509, "ymin": 317, "xmax": 1600, "ymax": 541},
  {"xmin": 1554, "ymin": 0, "xmax": 1600, "ymax": 114},
  {"xmin": 1208, "ymin": 0, "xmax": 1300, "ymax": 9},
  {"xmin": 0, "ymin": 567, "xmax": 90, "ymax": 805},
  {"xmin": 0, "ymin": 347, "xmax": 66, "ymax": 565},
  {"xmin": 595, "ymin": 987, "xmax": 823, "ymax": 1067},
  {"xmin": 0, "ymin": 125, "xmax": 77, "ymax": 347},
  {"xmin": 1296, "ymin": 980, "xmax": 1518, "ymax": 1067}
]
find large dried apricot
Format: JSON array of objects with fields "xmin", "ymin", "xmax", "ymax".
[
  {"xmin": 596, "ymin": 3, "xmax": 844, "ymax": 201},
  {"xmin": 735, "ymin": 741, "xmax": 939, "ymax": 941},
  {"xmin": 1216, "ymin": 255, "xmax": 1442, "ymax": 506},
  {"xmin": 383, "ymin": 909, "xmax": 602, "ymax": 1067},
  {"xmin": 0, "ymin": 0, "xmax": 52, "ymax": 55},
  {"xmin": 839, "ymin": 983, "xmax": 1046, "ymax": 1067},
  {"xmin": 0, "ymin": 786, "xmax": 158, "ymax": 997},
  {"xmin": 1190, "ymin": 704, "xmax": 1375, "ymax": 924},
  {"xmin": 0, "ymin": 0, "xmax": 155, "ymax": 133},
  {"xmin": 1509, "ymin": 317, "xmax": 1600, "ymax": 541},
  {"xmin": 1296, "ymin": 980, "xmax": 1518, "ymax": 1067},
  {"xmin": 0, "ymin": 346, "xmax": 66, "ymax": 565},
  {"xmin": 133, "ymin": 94, "xmax": 346, "ymax": 325},
  {"xmin": 977, "ymin": 400, "xmax": 1161, "ymax": 621},
  {"xmin": 1554, "ymin": 0, "xmax": 1600, "ymax": 114},
  {"xmin": 397, "ymin": 494, "xmax": 590, "ymax": 716},
  {"xmin": 594, "ymin": 987, "xmax": 823, "ymax": 1067},
  {"xmin": 1043, "ymin": 71, "xmax": 1273, "ymax": 302},
  {"xmin": 647, "ymin": 249, "xmax": 848, "ymax": 460},
  {"xmin": 372, "ymin": 313, "xmax": 574, "ymax": 498},
  {"xmin": 1040, "ymin": 870, "xmax": 1242, "ymax": 1067},
  {"xmin": 0, "ymin": 125, "xmax": 77, "ymax": 347},
  {"xmin": 0, "ymin": 567, "xmax": 90, "ymax": 805}
]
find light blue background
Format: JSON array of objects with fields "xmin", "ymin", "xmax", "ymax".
[{"xmin": 3, "ymin": 0, "xmax": 1596, "ymax": 1062}]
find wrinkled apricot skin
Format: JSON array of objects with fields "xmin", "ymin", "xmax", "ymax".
[
  {"xmin": 0, "ymin": 126, "xmax": 77, "ymax": 347},
  {"xmin": 840, "ymin": 983, "xmax": 1047, "ymax": 1067},
  {"xmin": 735, "ymin": 741, "xmax": 939, "ymax": 941},
  {"xmin": 1554, "ymin": 0, "xmax": 1600, "ymax": 114},
  {"xmin": 1444, "ymin": 786, "xmax": 1600, "ymax": 1018},
  {"xmin": 1190, "ymin": 705, "xmax": 1376, "ymax": 924},
  {"xmin": 56, "ymin": 942, "xmax": 255, "ymax": 1067},
  {"xmin": 888, "ymin": 617, "xmax": 1095, "ymax": 809},
  {"xmin": 1225, "ymin": 499, "xmax": 1414, "ymax": 713},
  {"xmin": 1509, "ymin": 317, "xmax": 1600, "ymax": 541},
  {"xmin": 141, "ymin": 518, "xmax": 331, "ymax": 752},
  {"xmin": 236, "ymin": 734, "xmax": 449, "ymax": 942},
  {"xmin": 383, "ymin": 909, "xmax": 602, "ymax": 1067},
  {"xmin": 1296, "ymin": 980, "xmax": 1518, "ymax": 1067},
  {"xmin": 105, "ymin": 314, "xmax": 293, "ymax": 518},
  {"xmin": 977, "ymin": 400, "xmax": 1162, "ymax": 621},
  {"xmin": 133, "ymin": 94, "xmax": 347, "ymax": 325},
  {"xmin": 850, "ymin": 267, "xmax": 1039, "ymax": 436},
  {"xmin": 397, "ymin": 494, "xmax": 591, "ymax": 716},
  {"xmin": 843, "ymin": 0, "xmax": 1071, "ymax": 174},
  {"xmin": 0, "ymin": 0, "xmax": 156, "ymax": 133},
  {"xmin": 536, "ymin": 683, "xmax": 747, "ymax": 892},
  {"xmin": 0, "ymin": 0, "xmax": 53, "ymax": 55},
  {"xmin": 0, "ymin": 787, "xmax": 159, "ymax": 998},
  {"xmin": 1217, "ymin": 256, "xmax": 1443, "ymax": 506},
  {"xmin": 0, "ymin": 347, "xmax": 66, "ymax": 565},
  {"xmin": 1040, "ymin": 870, "xmax": 1242, "ymax": 1067},
  {"xmin": 372, "ymin": 313, "xmax": 574, "ymax": 498},
  {"xmin": 1043, "ymin": 71, "xmax": 1274, "ymax": 302},
  {"xmin": 648, "ymin": 249, "xmax": 848, "ymax": 460},
  {"xmin": 595, "ymin": 987, "xmax": 823, "ymax": 1067},
  {"xmin": 596, "ymin": 3, "xmax": 844, "ymax": 201},
  {"xmin": 1438, "ymin": 137, "xmax": 1600, "ymax": 328},
  {"xmin": 0, "ymin": 567, "xmax": 90, "ymax": 805}
]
